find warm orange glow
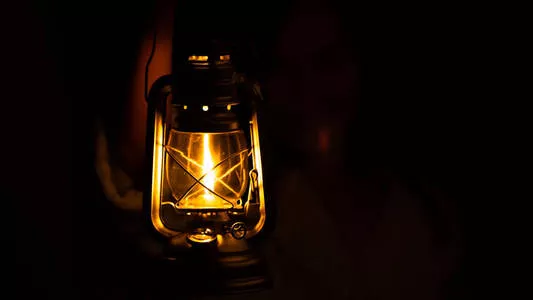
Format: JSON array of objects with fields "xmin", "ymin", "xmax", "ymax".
[
  {"xmin": 176, "ymin": 133, "xmax": 238, "ymax": 209},
  {"xmin": 165, "ymin": 131, "xmax": 248, "ymax": 210},
  {"xmin": 226, "ymin": 104, "xmax": 232, "ymax": 111},
  {"xmin": 219, "ymin": 55, "xmax": 230, "ymax": 61},
  {"xmin": 183, "ymin": 105, "xmax": 188, "ymax": 110},
  {"xmin": 150, "ymin": 108, "xmax": 266, "ymax": 242},
  {"xmin": 188, "ymin": 55, "xmax": 208, "ymax": 61}
]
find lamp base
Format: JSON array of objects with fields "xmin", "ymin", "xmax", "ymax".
[
  {"xmin": 160, "ymin": 234, "xmax": 271, "ymax": 296},
  {"xmin": 216, "ymin": 248, "xmax": 271, "ymax": 294}
]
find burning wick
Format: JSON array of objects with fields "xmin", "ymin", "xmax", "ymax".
[{"xmin": 202, "ymin": 133, "xmax": 215, "ymax": 201}]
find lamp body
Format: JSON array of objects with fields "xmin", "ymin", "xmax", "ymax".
[{"xmin": 144, "ymin": 47, "xmax": 267, "ymax": 249}]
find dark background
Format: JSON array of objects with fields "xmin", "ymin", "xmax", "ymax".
[{"xmin": 8, "ymin": 0, "xmax": 504, "ymax": 298}]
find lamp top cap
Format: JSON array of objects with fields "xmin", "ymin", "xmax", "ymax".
[{"xmin": 184, "ymin": 38, "xmax": 232, "ymax": 53}]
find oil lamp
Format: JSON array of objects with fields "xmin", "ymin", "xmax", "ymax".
[
  {"xmin": 143, "ymin": 35, "xmax": 269, "ymax": 293},
  {"xmin": 145, "ymin": 45, "xmax": 266, "ymax": 246}
]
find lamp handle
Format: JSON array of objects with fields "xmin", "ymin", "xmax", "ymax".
[{"xmin": 146, "ymin": 75, "xmax": 173, "ymax": 105}]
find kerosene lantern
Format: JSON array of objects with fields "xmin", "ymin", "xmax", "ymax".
[
  {"xmin": 145, "ymin": 42, "xmax": 266, "ymax": 245},
  {"xmin": 144, "ymin": 31, "xmax": 269, "ymax": 292}
]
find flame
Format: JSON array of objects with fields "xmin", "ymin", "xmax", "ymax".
[{"xmin": 203, "ymin": 133, "xmax": 215, "ymax": 201}]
